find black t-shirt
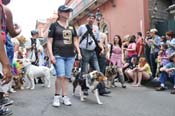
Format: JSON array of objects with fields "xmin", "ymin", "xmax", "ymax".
[
  {"xmin": 48, "ymin": 22, "xmax": 77, "ymax": 57},
  {"xmin": 128, "ymin": 63, "xmax": 137, "ymax": 69}
]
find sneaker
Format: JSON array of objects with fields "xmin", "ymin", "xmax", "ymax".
[
  {"xmin": 83, "ymin": 90, "xmax": 89, "ymax": 96},
  {"xmin": 170, "ymin": 89, "xmax": 175, "ymax": 94},
  {"xmin": 99, "ymin": 89, "xmax": 111, "ymax": 96},
  {"xmin": 68, "ymin": 78, "xmax": 72, "ymax": 83},
  {"xmin": 62, "ymin": 96, "xmax": 72, "ymax": 106},
  {"xmin": 0, "ymin": 106, "xmax": 12, "ymax": 116},
  {"xmin": 122, "ymin": 85, "xmax": 127, "ymax": 88},
  {"xmin": 156, "ymin": 86, "xmax": 166, "ymax": 91},
  {"xmin": 52, "ymin": 96, "xmax": 61, "ymax": 107},
  {"xmin": 0, "ymin": 97, "xmax": 14, "ymax": 106},
  {"xmin": 9, "ymin": 88, "xmax": 16, "ymax": 93}
]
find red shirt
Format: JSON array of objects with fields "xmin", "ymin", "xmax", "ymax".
[{"xmin": 136, "ymin": 37, "xmax": 144, "ymax": 55}]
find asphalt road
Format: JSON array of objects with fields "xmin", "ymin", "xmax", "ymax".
[{"xmin": 8, "ymin": 77, "xmax": 175, "ymax": 116}]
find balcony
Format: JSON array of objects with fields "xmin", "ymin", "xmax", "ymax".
[{"xmin": 69, "ymin": 0, "xmax": 108, "ymax": 21}]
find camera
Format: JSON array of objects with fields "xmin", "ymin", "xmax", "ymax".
[
  {"xmin": 0, "ymin": 73, "xmax": 3, "ymax": 79},
  {"xmin": 88, "ymin": 41, "xmax": 93, "ymax": 45},
  {"xmin": 124, "ymin": 44, "xmax": 128, "ymax": 48}
]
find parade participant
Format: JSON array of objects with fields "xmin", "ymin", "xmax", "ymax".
[
  {"xmin": 0, "ymin": 0, "xmax": 13, "ymax": 115},
  {"xmin": 25, "ymin": 30, "xmax": 42, "ymax": 66},
  {"xmin": 109, "ymin": 35, "xmax": 126, "ymax": 88},
  {"xmin": 47, "ymin": 5, "xmax": 81, "ymax": 107},
  {"xmin": 78, "ymin": 13, "xmax": 110, "ymax": 96}
]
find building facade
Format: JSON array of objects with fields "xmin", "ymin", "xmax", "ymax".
[
  {"xmin": 36, "ymin": 0, "xmax": 175, "ymax": 40},
  {"xmin": 149, "ymin": 0, "xmax": 175, "ymax": 35},
  {"xmin": 36, "ymin": 13, "xmax": 58, "ymax": 38},
  {"xmin": 65, "ymin": 0, "xmax": 150, "ymax": 40}
]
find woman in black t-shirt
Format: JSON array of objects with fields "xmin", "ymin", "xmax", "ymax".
[{"xmin": 47, "ymin": 5, "xmax": 81, "ymax": 107}]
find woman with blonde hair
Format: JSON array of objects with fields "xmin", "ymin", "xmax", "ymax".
[{"xmin": 132, "ymin": 57, "xmax": 152, "ymax": 87}]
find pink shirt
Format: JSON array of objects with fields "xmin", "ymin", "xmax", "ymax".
[{"xmin": 127, "ymin": 43, "xmax": 137, "ymax": 57}]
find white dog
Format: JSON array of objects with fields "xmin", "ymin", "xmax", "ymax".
[{"xmin": 22, "ymin": 59, "xmax": 51, "ymax": 90}]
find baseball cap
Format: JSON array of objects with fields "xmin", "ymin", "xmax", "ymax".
[
  {"xmin": 87, "ymin": 13, "xmax": 96, "ymax": 18},
  {"xmin": 150, "ymin": 28, "xmax": 158, "ymax": 33},
  {"xmin": 31, "ymin": 30, "xmax": 39, "ymax": 36},
  {"xmin": 58, "ymin": 5, "xmax": 73, "ymax": 12},
  {"xmin": 2, "ymin": 0, "xmax": 11, "ymax": 5}
]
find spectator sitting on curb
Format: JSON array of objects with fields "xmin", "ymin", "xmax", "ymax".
[{"xmin": 156, "ymin": 52, "xmax": 175, "ymax": 94}]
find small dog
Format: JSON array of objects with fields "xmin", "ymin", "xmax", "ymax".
[
  {"xmin": 13, "ymin": 72, "xmax": 25, "ymax": 90},
  {"xmin": 105, "ymin": 65, "xmax": 126, "ymax": 88},
  {"xmin": 73, "ymin": 70, "xmax": 107, "ymax": 104},
  {"xmin": 12, "ymin": 60, "xmax": 25, "ymax": 90},
  {"xmin": 105, "ymin": 65, "xmax": 119, "ymax": 88},
  {"xmin": 21, "ymin": 59, "xmax": 51, "ymax": 90}
]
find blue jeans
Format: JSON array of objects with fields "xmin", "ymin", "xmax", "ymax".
[
  {"xmin": 98, "ymin": 54, "xmax": 106, "ymax": 74},
  {"xmin": 5, "ymin": 34, "xmax": 14, "ymax": 66},
  {"xmin": 80, "ymin": 49, "xmax": 100, "ymax": 73},
  {"xmin": 54, "ymin": 55, "xmax": 75, "ymax": 78},
  {"xmin": 159, "ymin": 71, "xmax": 175, "ymax": 86},
  {"xmin": 150, "ymin": 52, "xmax": 158, "ymax": 77}
]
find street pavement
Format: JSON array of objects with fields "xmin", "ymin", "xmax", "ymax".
[{"xmin": 8, "ymin": 77, "xmax": 175, "ymax": 116}]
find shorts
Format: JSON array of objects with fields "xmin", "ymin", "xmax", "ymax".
[{"xmin": 54, "ymin": 55, "xmax": 75, "ymax": 78}]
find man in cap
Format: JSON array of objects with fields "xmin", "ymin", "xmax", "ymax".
[
  {"xmin": 148, "ymin": 28, "xmax": 161, "ymax": 78},
  {"xmin": 156, "ymin": 52, "xmax": 175, "ymax": 94},
  {"xmin": 77, "ymin": 13, "xmax": 111, "ymax": 96},
  {"xmin": 26, "ymin": 30, "xmax": 42, "ymax": 66}
]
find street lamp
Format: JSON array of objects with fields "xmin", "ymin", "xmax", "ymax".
[{"xmin": 96, "ymin": 8, "xmax": 103, "ymax": 29}]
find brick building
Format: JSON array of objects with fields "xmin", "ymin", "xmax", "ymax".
[
  {"xmin": 149, "ymin": 0, "xmax": 175, "ymax": 35},
  {"xmin": 36, "ymin": 0, "xmax": 175, "ymax": 40},
  {"xmin": 65, "ymin": 0, "xmax": 150, "ymax": 40},
  {"xmin": 36, "ymin": 12, "xmax": 57, "ymax": 38}
]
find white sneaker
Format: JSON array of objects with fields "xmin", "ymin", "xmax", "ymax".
[
  {"xmin": 9, "ymin": 88, "xmax": 16, "ymax": 93},
  {"xmin": 52, "ymin": 96, "xmax": 61, "ymax": 107},
  {"xmin": 62, "ymin": 96, "xmax": 72, "ymax": 106}
]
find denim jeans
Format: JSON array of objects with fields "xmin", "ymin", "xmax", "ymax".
[
  {"xmin": 5, "ymin": 34, "xmax": 14, "ymax": 66},
  {"xmin": 98, "ymin": 54, "xmax": 106, "ymax": 74},
  {"xmin": 80, "ymin": 49, "xmax": 100, "ymax": 73},
  {"xmin": 54, "ymin": 55, "xmax": 75, "ymax": 78},
  {"xmin": 159, "ymin": 71, "xmax": 175, "ymax": 86},
  {"xmin": 150, "ymin": 52, "xmax": 158, "ymax": 78}
]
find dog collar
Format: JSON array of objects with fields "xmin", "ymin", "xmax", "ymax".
[{"xmin": 22, "ymin": 64, "xmax": 31, "ymax": 73}]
